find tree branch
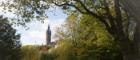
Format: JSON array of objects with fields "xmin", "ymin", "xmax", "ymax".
[
  {"xmin": 75, "ymin": 0, "xmax": 111, "ymax": 31},
  {"xmin": 114, "ymin": 0, "xmax": 123, "ymax": 32},
  {"xmin": 52, "ymin": 2, "xmax": 88, "ymax": 14},
  {"xmin": 103, "ymin": 0, "xmax": 117, "ymax": 34},
  {"xmin": 53, "ymin": 0, "xmax": 111, "ymax": 32}
]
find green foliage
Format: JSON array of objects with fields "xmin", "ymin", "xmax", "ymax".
[
  {"xmin": 0, "ymin": 16, "xmax": 21, "ymax": 60},
  {"xmin": 40, "ymin": 51, "xmax": 55, "ymax": 60},
  {"xmin": 51, "ymin": 38, "xmax": 122, "ymax": 60},
  {"xmin": 21, "ymin": 45, "xmax": 40, "ymax": 60},
  {"xmin": 51, "ymin": 40, "xmax": 77, "ymax": 60},
  {"xmin": 21, "ymin": 45, "xmax": 56, "ymax": 60},
  {"xmin": 53, "ymin": 13, "xmax": 123, "ymax": 60}
]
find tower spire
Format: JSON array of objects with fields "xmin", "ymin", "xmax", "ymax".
[
  {"xmin": 46, "ymin": 24, "xmax": 51, "ymax": 45},
  {"xmin": 48, "ymin": 24, "xmax": 50, "ymax": 30}
]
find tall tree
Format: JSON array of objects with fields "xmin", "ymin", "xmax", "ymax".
[
  {"xmin": 54, "ymin": 13, "xmax": 123, "ymax": 60},
  {"xmin": 0, "ymin": 16, "xmax": 21, "ymax": 60},
  {"xmin": 48, "ymin": 0, "xmax": 139, "ymax": 60}
]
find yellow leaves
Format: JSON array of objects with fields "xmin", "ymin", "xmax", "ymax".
[
  {"xmin": 21, "ymin": 45, "xmax": 40, "ymax": 60},
  {"xmin": 53, "ymin": 41, "xmax": 73, "ymax": 60}
]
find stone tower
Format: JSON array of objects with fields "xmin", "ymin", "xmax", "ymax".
[{"xmin": 46, "ymin": 25, "xmax": 51, "ymax": 45}]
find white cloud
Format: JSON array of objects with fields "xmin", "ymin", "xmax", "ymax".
[
  {"xmin": 28, "ymin": 31, "xmax": 45, "ymax": 40},
  {"xmin": 21, "ymin": 30, "xmax": 46, "ymax": 45}
]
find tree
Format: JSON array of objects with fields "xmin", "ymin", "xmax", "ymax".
[
  {"xmin": 54, "ymin": 13, "xmax": 123, "ymax": 60},
  {"xmin": 3, "ymin": 0, "xmax": 140, "ymax": 59},
  {"xmin": 0, "ymin": 16, "xmax": 21, "ymax": 60},
  {"xmin": 47, "ymin": 0, "xmax": 140, "ymax": 60},
  {"xmin": 21, "ymin": 45, "xmax": 40, "ymax": 60},
  {"xmin": 121, "ymin": 1, "xmax": 140, "ymax": 60},
  {"xmin": 40, "ymin": 51, "xmax": 55, "ymax": 60}
]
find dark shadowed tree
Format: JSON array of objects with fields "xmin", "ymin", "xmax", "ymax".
[
  {"xmin": 0, "ymin": 16, "xmax": 21, "ymax": 60},
  {"xmin": 121, "ymin": 0, "xmax": 140, "ymax": 60}
]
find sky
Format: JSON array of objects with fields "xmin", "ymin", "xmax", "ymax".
[
  {"xmin": 18, "ymin": 7, "xmax": 67, "ymax": 45},
  {"xmin": 0, "ymin": 3, "xmax": 67, "ymax": 45}
]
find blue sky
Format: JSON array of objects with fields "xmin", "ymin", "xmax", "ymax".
[{"xmin": 0, "ymin": 4, "xmax": 67, "ymax": 45}]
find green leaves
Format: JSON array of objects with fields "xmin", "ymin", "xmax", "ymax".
[
  {"xmin": 0, "ymin": 16, "xmax": 21, "ymax": 60},
  {"xmin": 53, "ymin": 13, "xmax": 123, "ymax": 60}
]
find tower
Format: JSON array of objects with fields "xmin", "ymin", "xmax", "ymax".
[{"xmin": 46, "ymin": 25, "xmax": 51, "ymax": 45}]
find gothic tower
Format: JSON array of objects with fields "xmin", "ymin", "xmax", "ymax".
[{"xmin": 46, "ymin": 25, "xmax": 51, "ymax": 45}]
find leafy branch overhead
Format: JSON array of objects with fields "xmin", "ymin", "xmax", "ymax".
[
  {"xmin": 50, "ymin": 0, "xmax": 127, "ymax": 37},
  {"xmin": 0, "ymin": 0, "xmax": 49, "ymax": 25}
]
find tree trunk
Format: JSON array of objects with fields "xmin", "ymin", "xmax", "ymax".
[
  {"xmin": 132, "ymin": 21, "xmax": 140, "ymax": 60},
  {"xmin": 121, "ymin": 0, "xmax": 140, "ymax": 60},
  {"xmin": 114, "ymin": 33, "xmax": 140, "ymax": 60}
]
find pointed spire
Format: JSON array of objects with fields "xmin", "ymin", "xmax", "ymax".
[
  {"xmin": 47, "ymin": 24, "xmax": 51, "ymax": 32},
  {"xmin": 48, "ymin": 24, "xmax": 50, "ymax": 30},
  {"xmin": 46, "ymin": 24, "xmax": 51, "ymax": 45}
]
